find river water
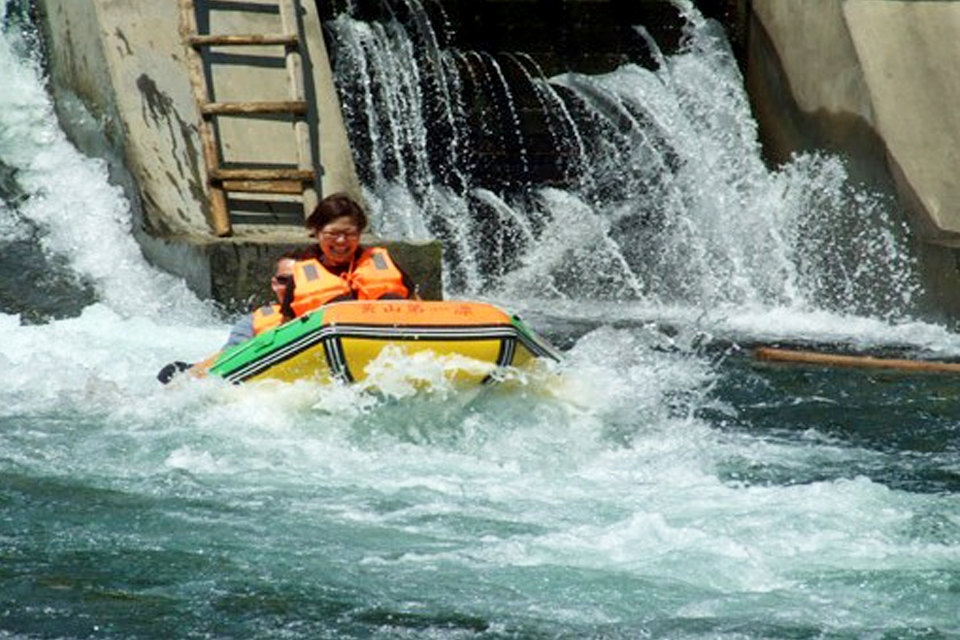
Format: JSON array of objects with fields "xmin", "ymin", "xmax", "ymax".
[{"xmin": 2, "ymin": 3, "xmax": 959, "ymax": 638}]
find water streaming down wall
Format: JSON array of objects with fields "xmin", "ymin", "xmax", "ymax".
[
  {"xmin": 1, "ymin": 3, "xmax": 99, "ymax": 322},
  {"xmin": 324, "ymin": 2, "xmax": 921, "ymax": 319}
]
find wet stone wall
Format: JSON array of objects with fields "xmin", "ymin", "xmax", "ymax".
[
  {"xmin": 318, "ymin": 0, "xmax": 698, "ymax": 190},
  {"xmin": 320, "ymin": 0, "xmax": 690, "ymax": 75}
]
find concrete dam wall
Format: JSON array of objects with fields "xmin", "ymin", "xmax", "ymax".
[
  {"xmin": 34, "ymin": 0, "xmax": 442, "ymax": 307},
  {"xmin": 34, "ymin": 0, "xmax": 686, "ymax": 308},
  {"xmin": 34, "ymin": 0, "xmax": 960, "ymax": 318},
  {"xmin": 725, "ymin": 0, "xmax": 960, "ymax": 317}
]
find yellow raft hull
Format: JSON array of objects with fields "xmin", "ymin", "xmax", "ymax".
[{"xmin": 206, "ymin": 300, "xmax": 561, "ymax": 386}]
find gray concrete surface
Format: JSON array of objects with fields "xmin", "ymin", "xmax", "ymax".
[{"xmin": 747, "ymin": 0, "xmax": 960, "ymax": 241}]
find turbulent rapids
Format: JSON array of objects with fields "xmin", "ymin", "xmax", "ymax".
[{"xmin": 2, "ymin": 2, "xmax": 959, "ymax": 638}]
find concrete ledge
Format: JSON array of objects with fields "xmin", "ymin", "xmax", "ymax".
[{"xmin": 139, "ymin": 230, "xmax": 443, "ymax": 312}]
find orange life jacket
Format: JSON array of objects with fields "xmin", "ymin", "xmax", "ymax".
[
  {"xmin": 349, "ymin": 247, "xmax": 410, "ymax": 301},
  {"xmin": 290, "ymin": 247, "xmax": 408, "ymax": 317},
  {"xmin": 251, "ymin": 304, "xmax": 285, "ymax": 335}
]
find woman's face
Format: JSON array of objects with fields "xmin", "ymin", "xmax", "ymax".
[{"xmin": 317, "ymin": 215, "xmax": 361, "ymax": 266}]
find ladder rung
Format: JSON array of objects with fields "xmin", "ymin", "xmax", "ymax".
[
  {"xmin": 210, "ymin": 168, "xmax": 316, "ymax": 182},
  {"xmin": 221, "ymin": 179, "xmax": 305, "ymax": 194},
  {"xmin": 189, "ymin": 33, "xmax": 299, "ymax": 47},
  {"xmin": 201, "ymin": 101, "xmax": 308, "ymax": 116}
]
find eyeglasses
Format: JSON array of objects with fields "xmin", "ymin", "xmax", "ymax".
[
  {"xmin": 272, "ymin": 274, "xmax": 293, "ymax": 285},
  {"xmin": 319, "ymin": 229, "xmax": 360, "ymax": 241}
]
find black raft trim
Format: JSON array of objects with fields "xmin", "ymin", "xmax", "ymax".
[
  {"xmin": 482, "ymin": 336, "xmax": 517, "ymax": 385},
  {"xmin": 322, "ymin": 336, "xmax": 353, "ymax": 383}
]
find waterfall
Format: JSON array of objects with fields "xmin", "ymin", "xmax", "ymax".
[{"xmin": 325, "ymin": 1, "xmax": 920, "ymax": 320}]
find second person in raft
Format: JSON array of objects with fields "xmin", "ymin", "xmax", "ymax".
[{"xmin": 289, "ymin": 192, "xmax": 417, "ymax": 317}]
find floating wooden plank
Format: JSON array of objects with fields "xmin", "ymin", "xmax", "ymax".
[
  {"xmin": 189, "ymin": 33, "xmax": 299, "ymax": 47},
  {"xmin": 201, "ymin": 100, "xmax": 308, "ymax": 116},
  {"xmin": 753, "ymin": 347, "xmax": 960, "ymax": 374},
  {"xmin": 221, "ymin": 179, "xmax": 304, "ymax": 194}
]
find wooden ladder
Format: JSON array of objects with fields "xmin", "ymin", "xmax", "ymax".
[{"xmin": 179, "ymin": 0, "xmax": 319, "ymax": 237}]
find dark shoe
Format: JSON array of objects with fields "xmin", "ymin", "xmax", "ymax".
[{"xmin": 157, "ymin": 361, "xmax": 191, "ymax": 385}]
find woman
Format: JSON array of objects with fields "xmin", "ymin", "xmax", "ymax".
[{"xmin": 289, "ymin": 193, "xmax": 415, "ymax": 317}]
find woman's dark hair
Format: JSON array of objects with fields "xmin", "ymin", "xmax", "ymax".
[{"xmin": 305, "ymin": 193, "xmax": 368, "ymax": 234}]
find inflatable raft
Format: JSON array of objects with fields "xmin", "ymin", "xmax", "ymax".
[{"xmin": 199, "ymin": 300, "xmax": 561, "ymax": 386}]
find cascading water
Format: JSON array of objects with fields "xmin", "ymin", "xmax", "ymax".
[
  {"xmin": 327, "ymin": 2, "xmax": 920, "ymax": 320},
  {"xmin": 1, "ymin": 1, "xmax": 958, "ymax": 637}
]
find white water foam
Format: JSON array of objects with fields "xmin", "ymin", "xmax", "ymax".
[
  {"xmin": 2, "ymin": 7, "xmax": 958, "ymax": 635},
  {"xmin": 0, "ymin": 17, "xmax": 212, "ymax": 324},
  {"xmin": 1, "ymin": 13, "xmax": 232, "ymax": 407}
]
